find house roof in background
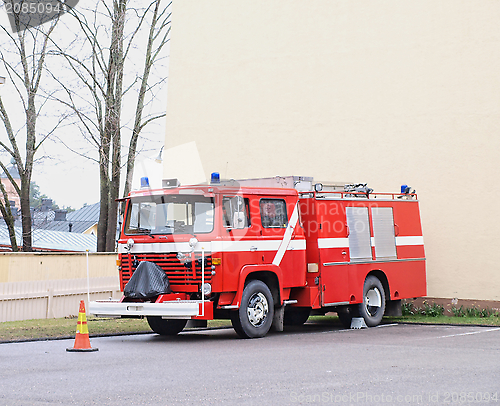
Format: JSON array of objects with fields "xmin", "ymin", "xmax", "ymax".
[
  {"xmin": 39, "ymin": 220, "xmax": 96, "ymax": 234},
  {"xmin": 67, "ymin": 202, "xmax": 100, "ymax": 222},
  {"xmin": 0, "ymin": 225, "xmax": 97, "ymax": 252},
  {"xmin": 34, "ymin": 202, "xmax": 100, "ymax": 234}
]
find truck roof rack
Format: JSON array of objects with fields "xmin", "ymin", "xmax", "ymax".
[{"xmin": 211, "ymin": 175, "xmax": 313, "ymax": 191}]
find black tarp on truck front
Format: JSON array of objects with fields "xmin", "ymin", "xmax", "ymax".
[{"xmin": 124, "ymin": 261, "xmax": 172, "ymax": 299}]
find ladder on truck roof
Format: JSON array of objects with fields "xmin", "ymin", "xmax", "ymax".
[{"xmin": 211, "ymin": 175, "xmax": 349, "ymax": 192}]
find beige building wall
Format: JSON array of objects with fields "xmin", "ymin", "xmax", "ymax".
[
  {"xmin": 165, "ymin": 1, "xmax": 500, "ymax": 301},
  {"xmin": 0, "ymin": 252, "xmax": 117, "ymax": 282}
]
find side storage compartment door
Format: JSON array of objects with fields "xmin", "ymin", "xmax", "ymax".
[
  {"xmin": 371, "ymin": 207, "xmax": 397, "ymax": 259},
  {"xmin": 317, "ymin": 199, "xmax": 350, "ymax": 306},
  {"xmin": 346, "ymin": 206, "xmax": 372, "ymax": 261}
]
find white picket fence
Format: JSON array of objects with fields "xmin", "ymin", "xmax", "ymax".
[{"xmin": 0, "ymin": 252, "xmax": 121, "ymax": 322}]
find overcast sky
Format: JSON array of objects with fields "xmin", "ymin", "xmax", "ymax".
[{"xmin": 0, "ymin": 1, "xmax": 168, "ymax": 209}]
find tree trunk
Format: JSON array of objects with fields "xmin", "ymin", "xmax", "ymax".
[
  {"xmin": 97, "ymin": 141, "xmax": 110, "ymax": 252},
  {"xmin": 106, "ymin": 176, "xmax": 119, "ymax": 251},
  {"xmin": 20, "ymin": 177, "xmax": 32, "ymax": 251},
  {"xmin": 20, "ymin": 90, "xmax": 37, "ymax": 252},
  {"xmin": 0, "ymin": 181, "xmax": 18, "ymax": 251},
  {"xmin": 105, "ymin": 121, "xmax": 121, "ymax": 252}
]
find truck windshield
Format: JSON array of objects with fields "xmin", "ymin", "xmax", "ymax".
[{"xmin": 124, "ymin": 194, "xmax": 214, "ymax": 235}]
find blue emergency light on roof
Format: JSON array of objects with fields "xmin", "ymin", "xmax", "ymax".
[
  {"xmin": 211, "ymin": 172, "xmax": 220, "ymax": 184},
  {"xmin": 401, "ymin": 184, "xmax": 410, "ymax": 194},
  {"xmin": 141, "ymin": 177, "xmax": 150, "ymax": 188}
]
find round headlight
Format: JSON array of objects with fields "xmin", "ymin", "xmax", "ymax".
[
  {"xmin": 202, "ymin": 283, "xmax": 212, "ymax": 297},
  {"xmin": 126, "ymin": 238, "xmax": 135, "ymax": 250},
  {"xmin": 189, "ymin": 237, "xmax": 198, "ymax": 250}
]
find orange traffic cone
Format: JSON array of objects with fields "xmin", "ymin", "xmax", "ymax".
[{"xmin": 67, "ymin": 300, "xmax": 98, "ymax": 352}]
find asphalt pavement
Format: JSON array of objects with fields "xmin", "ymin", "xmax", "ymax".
[{"xmin": 1, "ymin": 322, "xmax": 499, "ymax": 405}]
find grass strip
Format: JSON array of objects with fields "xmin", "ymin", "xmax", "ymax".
[
  {"xmin": 308, "ymin": 314, "xmax": 500, "ymax": 327},
  {"xmin": 0, "ymin": 317, "xmax": 150, "ymax": 343},
  {"xmin": 1, "ymin": 313, "xmax": 499, "ymax": 343},
  {"xmin": 0, "ymin": 317, "xmax": 233, "ymax": 343},
  {"xmin": 384, "ymin": 314, "xmax": 500, "ymax": 326}
]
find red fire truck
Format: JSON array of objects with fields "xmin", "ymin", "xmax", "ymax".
[{"xmin": 89, "ymin": 175, "xmax": 426, "ymax": 338}]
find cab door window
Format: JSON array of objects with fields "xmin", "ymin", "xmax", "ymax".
[
  {"xmin": 260, "ymin": 199, "xmax": 288, "ymax": 228},
  {"xmin": 223, "ymin": 196, "xmax": 251, "ymax": 229}
]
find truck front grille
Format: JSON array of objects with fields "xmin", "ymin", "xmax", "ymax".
[{"xmin": 119, "ymin": 252, "xmax": 212, "ymax": 292}]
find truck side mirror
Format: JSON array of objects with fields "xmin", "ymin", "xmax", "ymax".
[{"xmin": 232, "ymin": 211, "xmax": 245, "ymax": 229}]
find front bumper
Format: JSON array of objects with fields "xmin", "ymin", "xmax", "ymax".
[{"xmin": 89, "ymin": 299, "xmax": 213, "ymax": 319}]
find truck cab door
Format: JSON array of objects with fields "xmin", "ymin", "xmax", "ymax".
[
  {"xmin": 259, "ymin": 196, "xmax": 306, "ymax": 288},
  {"xmin": 220, "ymin": 195, "xmax": 259, "ymax": 291}
]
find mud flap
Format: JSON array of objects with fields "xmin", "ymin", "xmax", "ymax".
[
  {"xmin": 385, "ymin": 299, "xmax": 402, "ymax": 317},
  {"xmin": 272, "ymin": 305, "xmax": 285, "ymax": 332},
  {"xmin": 186, "ymin": 320, "xmax": 208, "ymax": 328}
]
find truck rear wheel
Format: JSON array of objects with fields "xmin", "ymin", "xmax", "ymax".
[
  {"xmin": 147, "ymin": 316, "xmax": 187, "ymax": 336},
  {"xmin": 231, "ymin": 280, "xmax": 274, "ymax": 338},
  {"xmin": 358, "ymin": 275, "xmax": 386, "ymax": 327}
]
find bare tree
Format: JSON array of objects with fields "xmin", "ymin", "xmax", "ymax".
[
  {"xmin": 122, "ymin": 0, "xmax": 170, "ymax": 200},
  {"xmin": 0, "ymin": 3, "xmax": 60, "ymax": 251},
  {"xmin": 50, "ymin": 0, "xmax": 170, "ymax": 251}
]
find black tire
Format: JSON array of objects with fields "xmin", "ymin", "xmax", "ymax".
[
  {"xmin": 284, "ymin": 307, "xmax": 311, "ymax": 326},
  {"xmin": 357, "ymin": 275, "xmax": 386, "ymax": 327},
  {"xmin": 147, "ymin": 316, "xmax": 187, "ymax": 336},
  {"xmin": 230, "ymin": 280, "xmax": 274, "ymax": 338}
]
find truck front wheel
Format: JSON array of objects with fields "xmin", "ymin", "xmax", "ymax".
[
  {"xmin": 231, "ymin": 280, "xmax": 274, "ymax": 338},
  {"xmin": 146, "ymin": 317, "xmax": 187, "ymax": 336},
  {"xmin": 358, "ymin": 275, "xmax": 386, "ymax": 327}
]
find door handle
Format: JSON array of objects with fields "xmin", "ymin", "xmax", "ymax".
[{"xmin": 250, "ymin": 246, "xmax": 257, "ymax": 252}]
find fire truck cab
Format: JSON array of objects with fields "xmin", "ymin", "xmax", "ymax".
[{"xmin": 89, "ymin": 176, "xmax": 426, "ymax": 338}]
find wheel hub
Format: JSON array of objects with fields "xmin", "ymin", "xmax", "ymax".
[
  {"xmin": 247, "ymin": 292, "xmax": 269, "ymax": 327},
  {"xmin": 365, "ymin": 287, "xmax": 382, "ymax": 316}
]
